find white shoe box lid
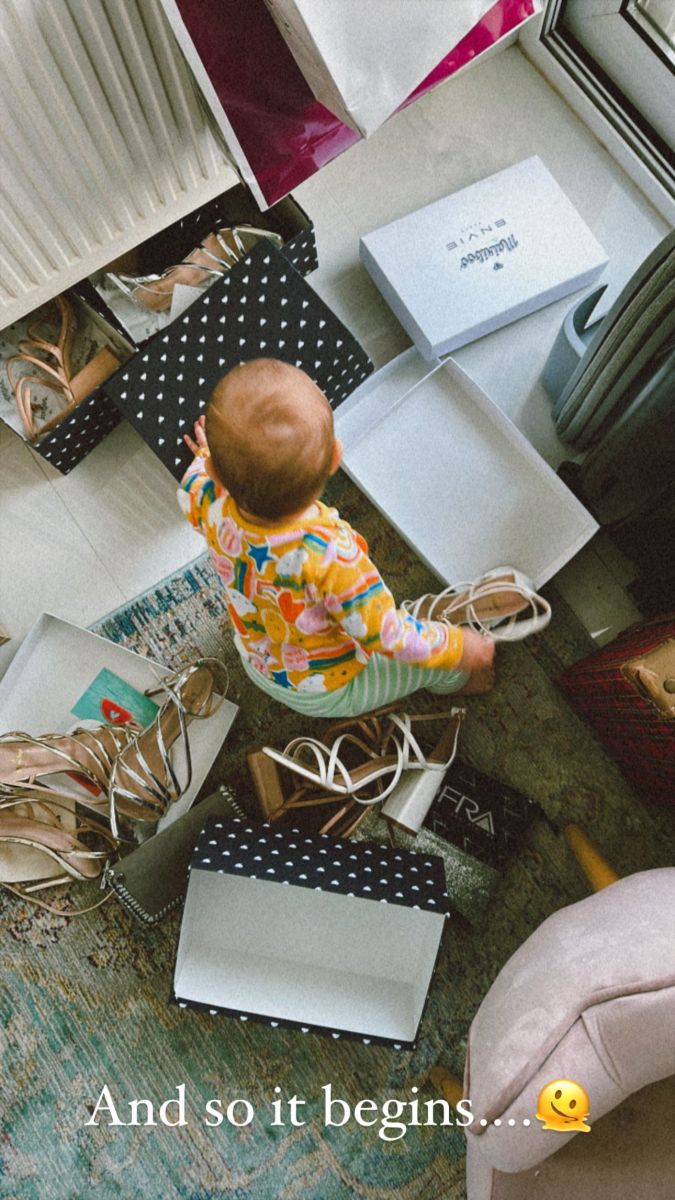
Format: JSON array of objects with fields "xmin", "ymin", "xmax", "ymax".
[
  {"xmin": 0, "ymin": 614, "xmax": 237, "ymax": 832},
  {"xmin": 334, "ymin": 348, "xmax": 598, "ymax": 589},
  {"xmin": 360, "ymin": 156, "xmax": 609, "ymax": 360}
]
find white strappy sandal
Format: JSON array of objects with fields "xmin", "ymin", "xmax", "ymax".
[
  {"xmin": 402, "ymin": 566, "xmax": 552, "ymax": 642},
  {"xmin": 262, "ymin": 731, "xmax": 407, "ymax": 804},
  {"xmin": 262, "ymin": 708, "xmax": 464, "ymax": 808}
]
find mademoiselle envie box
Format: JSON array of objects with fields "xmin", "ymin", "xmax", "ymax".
[{"xmin": 359, "ymin": 156, "xmax": 609, "ymax": 360}]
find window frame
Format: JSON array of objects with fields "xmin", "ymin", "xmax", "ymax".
[{"xmin": 519, "ymin": 0, "xmax": 675, "ymax": 224}]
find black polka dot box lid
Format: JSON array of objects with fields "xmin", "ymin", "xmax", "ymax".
[
  {"xmin": 106, "ymin": 242, "xmax": 374, "ymax": 481},
  {"xmin": 171, "ymin": 816, "xmax": 451, "ymax": 1050}
]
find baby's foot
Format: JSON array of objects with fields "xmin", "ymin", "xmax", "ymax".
[{"xmin": 453, "ymin": 665, "xmax": 495, "ymax": 696}]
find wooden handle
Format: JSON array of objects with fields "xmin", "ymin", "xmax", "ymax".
[
  {"xmin": 564, "ymin": 824, "xmax": 620, "ymax": 891},
  {"xmin": 429, "ymin": 1068, "xmax": 465, "ymax": 1109}
]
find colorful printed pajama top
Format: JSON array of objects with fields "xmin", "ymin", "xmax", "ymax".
[{"xmin": 178, "ymin": 452, "xmax": 464, "ymax": 694}]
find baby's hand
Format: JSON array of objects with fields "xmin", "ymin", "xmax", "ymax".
[
  {"xmin": 457, "ymin": 628, "xmax": 495, "ymax": 673},
  {"xmin": 184, "ymin": 415, "xmax": 208, "ymax": 457}
]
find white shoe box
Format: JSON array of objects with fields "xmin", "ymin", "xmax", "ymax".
[
  {"xmin": 0, "ymin": 614, "xmax": 237, "ymax": 832},
  {"xmin": 360, "ymin": 156, "xmax": 609, "ymax": 360},
  {"xmin": 334, "ymin": 348, "xmax": 598, "ymax": 589},
  {"xmin": 174, "ymin": 815, "xmax": 450, "ymax": 1047}
]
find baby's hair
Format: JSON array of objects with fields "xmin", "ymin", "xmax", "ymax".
[{"xmin": 205, "ymin": 359, "xmax": 335, "ymax": 521}]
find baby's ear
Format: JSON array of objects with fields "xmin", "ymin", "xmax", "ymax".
[
  {"xmin": 329, "ymin": 438, "xmax": 343, "ymax": 475},
  {"xmin": 205, "ymin": 456, "xmax": 222, "ymax": 486}
]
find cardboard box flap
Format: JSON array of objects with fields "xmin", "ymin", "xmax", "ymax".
[
  {"xmin": 191, "ymin": 816, "xmax": 451, "ymax": 916},
  {"xmin": 105, "ymin": 242, "xmax": 373, "ymax": 479}
]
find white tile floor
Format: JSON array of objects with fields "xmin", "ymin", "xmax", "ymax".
[{"xmin": 0, "ymin": 46, "xmax": 667, "ymax": 674}]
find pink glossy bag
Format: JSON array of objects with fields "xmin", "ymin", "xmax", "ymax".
[{"xmin": 160, "ymin": 0, "xmax": 540, "ymax": 207}]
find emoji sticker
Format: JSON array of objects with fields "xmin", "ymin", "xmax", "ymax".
[{"xmin": 536, "ymin": 1080, "xmax": 591, "ymax": 1132}]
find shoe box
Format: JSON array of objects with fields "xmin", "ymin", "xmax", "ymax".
[
  {"xmin": 333, "ymin": 347, "xmax": 598, "ymax": 588},
  {"xmin": 0, "ymin": 612, "xmax": 238, "ymax": 832},
  {"xmin": 172, "ymin": 813, "xmax": 450, "ymax": 1048},
  {"xmin": 0, "ymin": 292, "xmax": 135, "ymax": 474},
  {"xmin": 104, "ymin": 239, "xmax": 373, "ymax": 480},
  {"xmin": 78, "ymin": 183, "xmax": 319, "ymax": 347},
  {"xmin": 360, "ymin": 156, "xmax": 608, "ymax": 361},
  {"xmin": 0, "ymin": 182, "xmax": 326, "ymax": 474}
]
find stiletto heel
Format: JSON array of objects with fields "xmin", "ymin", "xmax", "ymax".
[{"xmin": 381, "ymin": 711, "xmax": 463, "ymax": 835}]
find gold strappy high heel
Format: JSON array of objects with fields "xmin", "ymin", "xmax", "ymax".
[
  {"xmin": 5, "ymin": 296, "xmax": 121, "ymax": 442},
  {"xmin": 0, "ymin": 787, "xmax": 118, "ymax": 914},
  {"xmin": 108, "ymin": 659, "xmax": 228, "ymax": 837}
]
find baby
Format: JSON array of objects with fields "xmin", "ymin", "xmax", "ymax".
[{"xmin": 178, "ymin": 358, "xmax": 494, "ymax": 718}]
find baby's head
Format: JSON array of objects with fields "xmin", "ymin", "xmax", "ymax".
[{"xmin": 205, "ymin": 358, "xmax": 338, "ymax": 521}]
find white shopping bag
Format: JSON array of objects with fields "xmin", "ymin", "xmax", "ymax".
[{"xmin": 263, "ymin": 0, "xmax": 495, "ymax": 137}]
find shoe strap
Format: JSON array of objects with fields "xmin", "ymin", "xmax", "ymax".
[
  {"xmin": 386, "ymin": 713, "xmax": 430, "ymax": 768},
  {"xmin": 283, "ymin": 736, "xmax": 341, "ymax": 790},
  {"xmin": 145, "ymin": 659, "xmax": 225, "ymax": 718},
  {"xmin": 386, "ymin": 710, "xmax": 462, "ymax": 771},
  {"xmin": 0, "ymin": 792, "xmax": 117, "ymax": 860},
  {"xmin": 0, "ymin": 879, "xmax": 115, "ymax": 917},
  {"xmin": 108, "ymin": 689, "xmax": 196, "ymax": 838},
  {"xmin": 0, "ymin": 727, "xmax": 131, "ymax": 790}
]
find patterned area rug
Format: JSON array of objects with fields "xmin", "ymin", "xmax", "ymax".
[{"xmin": 2, "ymin": 471, "xmax": 673, "ymax": 1200}]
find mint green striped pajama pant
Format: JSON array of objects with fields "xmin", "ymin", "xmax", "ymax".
[{"xmin": 238, "ymin": 648, "xmax": 469, "ymax": 718}]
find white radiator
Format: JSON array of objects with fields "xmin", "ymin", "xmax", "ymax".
[{"xmin": 0, "ymin": 0, "xmax": 238, "ymax": 329}]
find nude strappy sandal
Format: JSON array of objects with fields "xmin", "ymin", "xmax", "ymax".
[
  {"xmin": 5, "ymin": 296, "xmax": 121, "ymax": 441},
  {"xmin": 108, "ymin": 225, "xmax": 284, "ymax": 312},
  {"xmin": 403, "ymin": 566, "xmax": 552, "ymax": 642},
  {"xmin": 0, "ymin": 723, "xmax": 138, "ymax": 825}
]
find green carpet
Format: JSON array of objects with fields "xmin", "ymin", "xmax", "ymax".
[{"xmin": 2, "ymin": 471, "xmax": 673, "ymax": 1200}]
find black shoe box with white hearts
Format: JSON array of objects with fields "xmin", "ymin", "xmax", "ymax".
[
  {"xmin": 0, "ymin": 292, "xmax": 134, "ymax": 475},
  {"xmin": 171, "ymin": 816, "xmax": 450, "ymax": 1048},
  {"xmin": 106, "ymin": 242, "xmax": 373, "ymax": 479},
  {"xmin": 6, "ymin": 185, "xmax": 320, "ymax": 475}
]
